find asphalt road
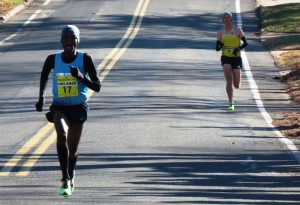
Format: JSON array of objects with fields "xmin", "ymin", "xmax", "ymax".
[{"xmin": 0, "ymin": 0, "xmax": 299, "ymax": 204}]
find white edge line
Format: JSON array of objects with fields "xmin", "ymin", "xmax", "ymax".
[
  {"xmin": 1, "ymin": 8, "xmax": 42, "ymax": 45},
  {"xmin": 23, "ymin": 10, "xmax": 42, "ymax": 26},
  {"xmin": 236, "ymin": 0, "xmax": 300, "ymax": 163},
  {"xmin": 43, "ymin": 0, "xmax": 52, "ymax": 6}
]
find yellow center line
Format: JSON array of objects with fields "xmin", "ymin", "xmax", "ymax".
[
  {"xmin": 89, "ymin": 0, "xmax": 150, "ymax": 96},
  {"xmin": 98, "ymin": 0, "xmax": 146, "ymax": 69},
  {"xmin": 0, "ymin": 0, "xmax": 150, "ymax": 177},
  {"xmin": 97, "ymin": 0, "xmax": 150, "ymax": 82},
  {"xmin": 0, "ymin": 123, "xmax": 53, "ymax": 176},
  {"xmin": 16, "ymin": 132, "xmax": 57, "ymax": 177}
]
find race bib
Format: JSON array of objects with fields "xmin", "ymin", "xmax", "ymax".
[
  {"xmin": 57, "ymin": 75, "xmax": 78, "ymax": 97},
  {"xmin": 223, "ymin": 46, "xmax": 235, "ymax": 56}
]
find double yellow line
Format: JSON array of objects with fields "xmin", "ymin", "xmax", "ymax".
[
  {"xmin": 0, "ymin": 123, "xmax": 55, "ymax": 177},
  {"xmin": 0, "ymin": 0, "xmax": 150, "ymax": 177}
]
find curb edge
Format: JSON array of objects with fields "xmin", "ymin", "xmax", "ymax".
[{"xmin": 0, "ymin": 0, "xmax": 35, "ymax": 24}]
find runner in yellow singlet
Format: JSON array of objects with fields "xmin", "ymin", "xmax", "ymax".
[{"xmin": 216, "ymin": 12, "xmax": 248, "ymax": 111}]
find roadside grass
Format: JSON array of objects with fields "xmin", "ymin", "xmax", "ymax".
[
  {"xmin": 261, "ymin": 3, "xmax": 300, "ymax": 139},
  {"xmin": 261, "ymin": 3, "xmax": 300, "ymax": 52},
  {"xmin": 0, "ymin": 0, "xmax": 23, "ymax": 16},
  {"xmin": 263, "ymin": 35, "xmax": 300, "ymax": 51},
  {"xmin": 261, "ymin": 3, "xmax": 300, "ymax": 33},
  {"xmin": 260, "ymin": 3, "xmax": 300, "ymax": 86}
]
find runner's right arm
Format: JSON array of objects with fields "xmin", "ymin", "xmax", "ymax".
[
  {"xmin": 35, "ymin": 55, "xmax": 54, "ymax": 111},
  {"xmin": 216, "ymin": 30, "xmax": 223, "ymax": 51}
]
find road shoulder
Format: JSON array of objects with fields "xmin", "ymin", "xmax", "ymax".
[{"xmin": 0, "ymin": 0, "xmax": 34, "ymax": 23}]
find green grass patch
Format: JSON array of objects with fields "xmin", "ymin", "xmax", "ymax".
[
  {"xmin": 261, "ymin": 3, "xmax": 300, "ymax": 33},
  {"xmin": 263, "ymin": 35, "xmax": 300, "ymax": 50},
  {"xmin": 11, "ymin": 0, "xmax": 23, "ymax": 6}
]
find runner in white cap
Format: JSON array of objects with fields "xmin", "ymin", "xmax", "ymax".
[{"xmin": 216, "ymin": 12, "xmax": 248, "ymax": 111}]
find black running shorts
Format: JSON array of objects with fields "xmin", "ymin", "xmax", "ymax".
[
  {"xmin": 46, "ymin": 102, "xmax": 88, "ymax": 125},
  {"xmin": 221, "ymin": 56, "xmax": 243, "ymax": 69}
]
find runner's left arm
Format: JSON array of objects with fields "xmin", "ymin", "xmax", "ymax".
[
  {"xmin": 238, "ymin": 27, "xmax": 248, "ymax": 50},
  {"xmin": 70, "ymin": 53, "xmax": 101, "ymax": 92},
  {"xmin": 233, "ymin": 28, "xmax": 248, "ymax": 55}
]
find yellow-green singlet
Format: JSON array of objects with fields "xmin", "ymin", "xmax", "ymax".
[{"xmin": 221, "ymin": 27, "xmax": 241, "ymax": 57}]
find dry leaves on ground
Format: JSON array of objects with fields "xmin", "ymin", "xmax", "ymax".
[{"xmin": 272, "ymin": 50, "xmax": 300, "ymax": 139}]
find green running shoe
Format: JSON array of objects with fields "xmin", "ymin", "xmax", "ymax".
[
  {"xmin": 59, "ymin": 179, "xmax": 72, "ymax": 196},
  {"xmin": 228, "ymin": 103, "xmax": 235, "ymax": 111},
  {"xmin": 70, "ymin": 171, "xmax": 75, "ymax": 193}
]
